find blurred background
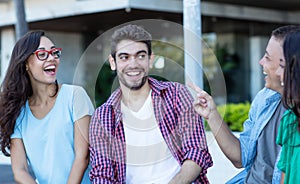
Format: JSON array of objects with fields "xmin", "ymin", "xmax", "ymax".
[{"xmin": 1, "ymin": 0, "xmax": 300, "ymax": 183}]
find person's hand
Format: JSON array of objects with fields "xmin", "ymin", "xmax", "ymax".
[{"xmin": 188, "ymin": 83, "xmax": 217, "ymax": 120}]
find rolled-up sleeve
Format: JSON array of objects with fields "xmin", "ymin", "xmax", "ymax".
[{"xmin": 176, "ymin": 84, "xmax": 213, "ymax": 175}]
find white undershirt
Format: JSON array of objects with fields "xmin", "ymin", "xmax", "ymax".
[{"xmin": 121, "ymin": 91, "xmax": 180, "ymax": 184}]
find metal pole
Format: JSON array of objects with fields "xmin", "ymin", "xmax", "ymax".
[
  {"xmin": 183, "ymin": 0, "xmax": 203, "ymax": 88},
  {"xmin": 13, "ymin": 0, "xmax": 28, "ymax": 39}
]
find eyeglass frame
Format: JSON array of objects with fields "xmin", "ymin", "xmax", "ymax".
[{"xmin": 33, "ymin": 48, "xmax": 62, "ymax": 61}]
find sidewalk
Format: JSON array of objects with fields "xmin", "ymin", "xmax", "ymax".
[
  {"xmin": 206, "ymin": 131, "xmax": 243, "ymax": 183},
  {"xmin": 0, "ymin": 132, "xmax": 242, "ymax": 184},
  {"xmin": 0, "ymin": 154, "xmax": 15, "ymax": 184}
]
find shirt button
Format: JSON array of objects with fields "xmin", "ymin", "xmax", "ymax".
[{"xmin": 178, "ymin": 128, "xmax": 182, "ymax": 134}]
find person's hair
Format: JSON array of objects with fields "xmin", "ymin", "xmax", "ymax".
[
  {"xmin": 272, "ymin": 25, "xmax": 300, "ymax": 42},
  {"xmin": 282, "ymin": 31, "xmax": 300, "ymax": 132},
  {"xmin": 0, "ymin": 30, "xmax": 58, "ymax": 156},
  {"xmin": 111, "ymin": 24, "xmax": 152, "ymax": 59}
]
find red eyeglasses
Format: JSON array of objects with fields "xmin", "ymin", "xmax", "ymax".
[{"xmin": 33, "ymin": 48, "xmax": 62, "ymax": 61}]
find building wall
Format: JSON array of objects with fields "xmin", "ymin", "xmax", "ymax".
[
  {"xmin": 0, "ymin": 28, "xmax": 15, "ymax": 82},
  {"xmin": 0, "ymin": 0, "xmax": 129, "ymax": 27},
  {"xmin": 47, "ymin": 31, "xmax": 83, "ymax": 85},
  {"xmin": 1, "ymin": 0, "xmax": 299, "ymax": 102}
]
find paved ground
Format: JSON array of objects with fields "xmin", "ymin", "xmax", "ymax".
[
  {"xmin": 206, "ymin": 132, "xmax": 243, "ymax": 183},
  {"xmin": 0, "ymin": 132, "xmax": 242, "ymax": 184},
  {"xmin": 0, "ymin": 155, "xmax": 15, "ymax": 184},
  {"xmin": 0, "ymin": 165, "xmax": 15, "ymax": 184}
]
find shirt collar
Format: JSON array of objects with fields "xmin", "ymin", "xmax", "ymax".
[
  {"xmin": 148, "ymin": 77, "xmax": 169, "ymax": 96},
  {"xmin": 264, "ymin": 88, "xmax": 281, "ymax": 106},
  {"xmin": 105, "ymin": 77, "xmax": 169, "ymax": 109}
]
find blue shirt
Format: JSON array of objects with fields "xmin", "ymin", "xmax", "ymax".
[
  {"xmin": 226, "ymin": 87, "xmax": 281, "ymax": 184},
  {"xmin": 11, "ymin": 84, "xmax": 94, "ymax": 184}
]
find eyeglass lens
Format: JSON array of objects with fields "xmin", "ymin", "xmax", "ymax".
[{"xmin": 36, "ymin": 48, "xmax": 62, "ymax": 61}]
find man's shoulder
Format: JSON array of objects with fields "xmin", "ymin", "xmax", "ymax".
[
  {"xmin": 95, "ymin": 101, "xmax": 110, "ymax": 111},
  {"xmin": 253, "ymin": 87, "xmax": 281, "ymax": 102},
  {"xmin": 94, "ymin": 97, "xmax": 116, "ymax": 112},
  {"xmin": 250, "ymin": 87, "xmax": 281, "ymax": 115},
  {"xmin": 257, "ymin": 87, "xmax": 277, "ymax": 95},
  {"xmin": 92, "ymin": 102, "xmax": 114, "ymax": 128}
]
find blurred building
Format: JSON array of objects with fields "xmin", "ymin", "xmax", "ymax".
[{"xmin": 1, "ymin": 0, "xmax": 300, "ymax": 104}]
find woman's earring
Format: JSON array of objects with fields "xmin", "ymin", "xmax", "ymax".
[
  {"xmin": 26, "ymin": 65, "xmax": 28, "ymax": 71},
  {"xmin": 280, "ymin": 81, "xmax": 284, "ymax": 86}
]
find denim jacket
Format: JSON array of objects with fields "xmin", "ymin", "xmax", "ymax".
[{"xmin": 226, "ymin": 87, "xmax": 281, "ymax": 184}]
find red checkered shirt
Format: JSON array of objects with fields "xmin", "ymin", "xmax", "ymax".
[{"xmin": 89, "ymin": 77, "xmax": 213, "ymax": 183}]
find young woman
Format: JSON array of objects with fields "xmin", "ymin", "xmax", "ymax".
[
  {"xmin": 0, "ymin": 31, "xmax": 94, "ymax": 183},
  {"xmin": 275, "ymin": 30, "xmax": 300, "ymax": 184}
]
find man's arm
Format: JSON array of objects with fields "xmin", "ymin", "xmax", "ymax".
[
  {"xmin": 205, "ymin": 108, "xmax": 242, "ymax": 168},
  {"xmin": 169, "ymin": 160, "xmax": 201, "ymax": 184},
  {"xmin": 170, "ymin": 84, "xmax": 213, "ymax": 183},
  {"xmin": 89, "ymin": 108, "xmax": 116, "ymax": 183},
  {"xmin": 189, "ymin": 84, "xmax": 243, "ymax": 168}
]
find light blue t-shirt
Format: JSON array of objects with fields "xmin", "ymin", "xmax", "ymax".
[{"xmin": 11, "ymin": 84, "xmax": 94, "ymax": 184}]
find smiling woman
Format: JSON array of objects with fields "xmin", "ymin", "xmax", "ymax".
[{"xmin": 0, "ymin": 30, "xmax": 94, "ymax": 184}]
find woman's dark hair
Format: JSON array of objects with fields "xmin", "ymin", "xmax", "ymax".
[
  {"xmin": 282, "ymin": 31, "xmax": 300, "ymax": 131},
  {"xmin": 0, "ymin": 30, "xmax": 58, "ymax": 156}
]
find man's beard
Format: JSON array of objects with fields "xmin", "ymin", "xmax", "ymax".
[
  {"xmin": 129, "ymin": 76, "xmax": 148, "ymax": 90},
  {"xmin": 118, "ymin": 72, "xmax": 148, "ymax": 91}
]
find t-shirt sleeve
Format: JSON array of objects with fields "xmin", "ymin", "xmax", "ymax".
[
  {"xmin": 10, "ymin": 114, "xmax": 24, "ymax": 139},
  {"xmin": 72, "ymin": 86, "xmax": 95, "ymax": 122}
]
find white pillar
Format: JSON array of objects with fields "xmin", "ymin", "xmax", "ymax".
[
  {"xmin": 183, "ymin": 0, "xmax": 203, "ymax": 88},
  {"xmin": 249, "ymin": 36, "xmax": 268, "ymax": 100},
  {"xmin": 1, "ymin": 28, "xmax": 15, "ymax": 83}
]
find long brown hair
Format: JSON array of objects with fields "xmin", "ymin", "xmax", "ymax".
[
  {"xmin": 0, "ymin": 30, "xmax": 58, "ymax": 156},
  {"xmin": 282, "ymin": 31, "xmax": 300, "ymax": 131}
]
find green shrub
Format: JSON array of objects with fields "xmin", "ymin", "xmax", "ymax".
[{"xmin": 205, "ymin": 102, "xmax": 251, "ymax": 132}]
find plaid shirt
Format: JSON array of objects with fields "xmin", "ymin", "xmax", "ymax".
[{"xmin": 89, "ymin": 77, "xmax": 213, "ymax": 183}]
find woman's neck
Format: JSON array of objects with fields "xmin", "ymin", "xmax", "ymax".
[{"xmin": 29, "ymin": 83, "xmax": 59, "ymax": 105}]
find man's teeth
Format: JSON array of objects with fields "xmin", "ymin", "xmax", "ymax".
[
  {"xmin": 263, "ymin": 71, "xmax": 267, "ymax": 75},
  {"xmin": 127, "ymin": 71, "xmax": 140, "ymax": 76}
]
